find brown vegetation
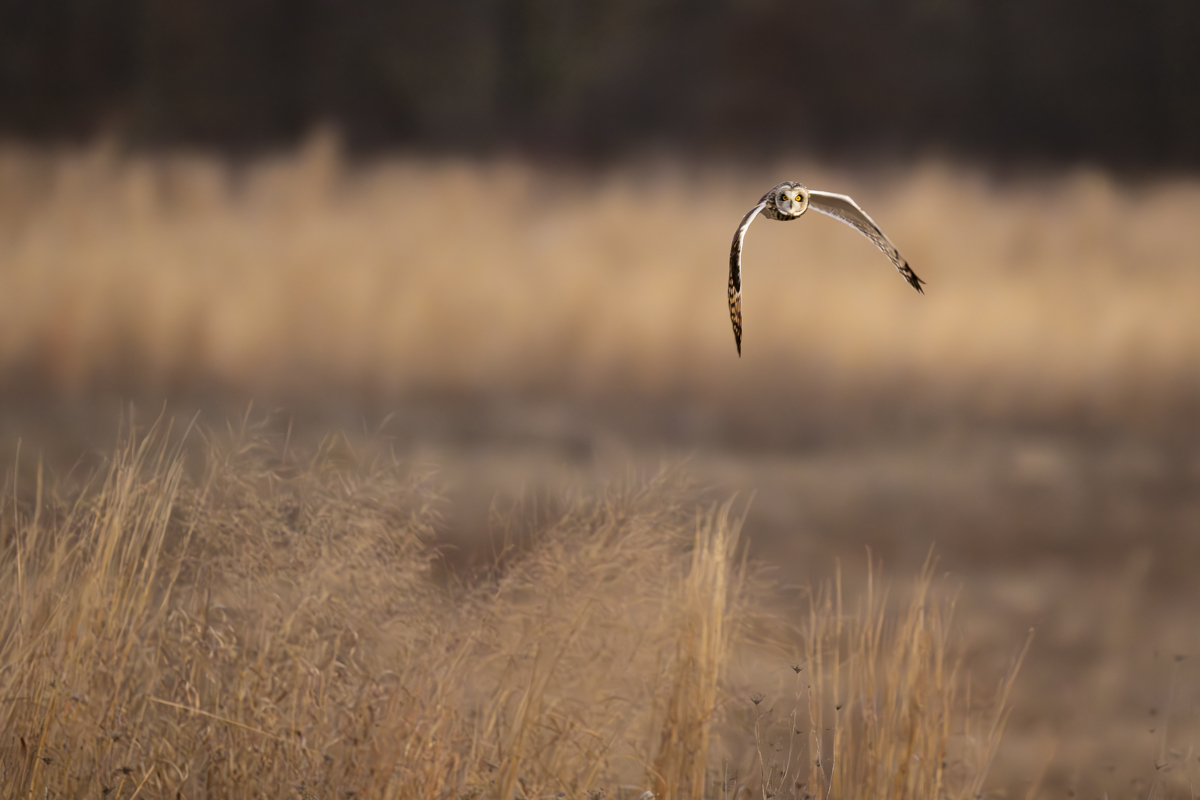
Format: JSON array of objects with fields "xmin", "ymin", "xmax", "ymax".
[
  {"xmin": 2, "ymin": 140, "xmax": 1200, "ymax": 798},
  {"xmin": 2, "ymin": 137, "xmax": 1199, "ymax": 431},
  {"xmin": 0, "ymin": 424, "xmax": 1019, "ymax": 798}
]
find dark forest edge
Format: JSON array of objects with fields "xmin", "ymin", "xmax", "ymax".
[{"xmin": 3, "ymin": 0, "xmax": 1200, "ymax": 170}]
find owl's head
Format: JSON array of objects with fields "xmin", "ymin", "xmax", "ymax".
[{"xmin": 774, "ymin": 182, "xmax": 810, "ymax": 218}]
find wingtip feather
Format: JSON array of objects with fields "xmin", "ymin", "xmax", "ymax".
[{"xmin": 905, "ymin": 266, "xmax": 926, "ymax": 294}]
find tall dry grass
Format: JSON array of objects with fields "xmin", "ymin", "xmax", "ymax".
[
  {"xmin": 0, "ymin": 419, "xmax": 1021, "ymax": 798},
  {"xmin": 721, "ymin": 556, "xmax": 1029, "ymax": 800},
  {"xmin": 1, "ymin": 136, "xmax": 1199, "ymax": 423}
]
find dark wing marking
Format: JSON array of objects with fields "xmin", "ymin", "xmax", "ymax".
[
  {"xmin": 807, "ymin": 190, "xmax": 925, "ymax": 293},
  {"xmin": 728, "ymin": 200, "xmax": 768, "ymax": 356}
]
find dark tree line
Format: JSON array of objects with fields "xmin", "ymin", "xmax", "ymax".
[{"xmin": 2, "ymin": 0, "xmax": 1199, "ymax": 167}]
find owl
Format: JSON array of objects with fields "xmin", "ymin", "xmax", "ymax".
[{"xmin": 728, "ymin": 181, "xmax": 924, "ymax": 355}]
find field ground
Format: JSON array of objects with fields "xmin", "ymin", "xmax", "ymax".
[{"xmin": 1, "ymin": 140, "xmax": 1199, "ymax": 797}]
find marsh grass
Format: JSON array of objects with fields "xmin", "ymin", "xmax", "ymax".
[
  {"xmin": 729, "ymin": 561, "xmax": 1028, "ymax": 800},
  {"xmin": 0, "ymin": 421, "xmax": 1020, "ymax": 798}
]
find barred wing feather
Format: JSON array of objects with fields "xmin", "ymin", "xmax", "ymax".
[{"xmin": 807, "ymin": 190, "xmax": 925, "ymax": 292}]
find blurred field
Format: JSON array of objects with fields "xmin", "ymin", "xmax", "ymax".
[
  {"xmin": 2, "ymin": 135, "xmax": 1200, "ymax": 429},
  {"xmin": 2, "ymin": 137, "xmax": 1200, "ymax": 798}
]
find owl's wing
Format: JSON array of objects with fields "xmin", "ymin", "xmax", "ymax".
[
  {"xmin": 808, "ymin": 190, "xmax": 925, "ymax": 293},
  {"xmin": 728, "ymin": 200, "xmax": 768, "ymax": 356}
]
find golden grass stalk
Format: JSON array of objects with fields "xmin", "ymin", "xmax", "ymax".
[
  {"xmin": 741, "ymin": 555, "xmax": 1028, "ymax": 800},
  {"xmin": 651, "ymin": 501, "xmax": 745, "ymax": 800}
]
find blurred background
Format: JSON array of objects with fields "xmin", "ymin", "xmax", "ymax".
[
  {"xmin": 4, "ymin": 0, "xmax": 1200, "ymax": 166},
  {"xmin": 2, "ymin": 1, "xmax": 1200, "ymax": 796}
]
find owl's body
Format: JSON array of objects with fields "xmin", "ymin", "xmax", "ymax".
[{"xmin": 727, "ymin": 181, "xmax": 924, "ymax": 355}]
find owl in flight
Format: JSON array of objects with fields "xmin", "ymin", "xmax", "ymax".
[{"xmin": 728, "ymin": 181, "xmax": 924, "ymax": 355}]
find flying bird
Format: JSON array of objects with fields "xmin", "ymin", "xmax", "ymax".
[{"xmin": 728, "ymin": 181, "xmax": 924, "ymax": 355}]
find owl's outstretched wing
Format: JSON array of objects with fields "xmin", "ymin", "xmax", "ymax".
[
  {"xmin": 808, "ymin": 190, "xmax": 925, "ymax": 293},
  {"xmin": 728, "ymin": 200, "xmax": 768, "ymax": 356}
]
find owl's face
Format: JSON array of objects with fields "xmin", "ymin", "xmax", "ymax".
[{"xmin": 775, "ymin": 183, "xmax": 810, "ymax": 218}]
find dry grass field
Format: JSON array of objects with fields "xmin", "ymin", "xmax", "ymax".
[
  {"xmin": 2, "ymin": 134, "xmax": 1200, "ymax": 423},
  {"xmin": 0, "ymin": 424, "xmax": 1020, "ymax": 799},
  {"xmin": 2, "ymin": 136, "xmax": 1200, "ymax": 798}
]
